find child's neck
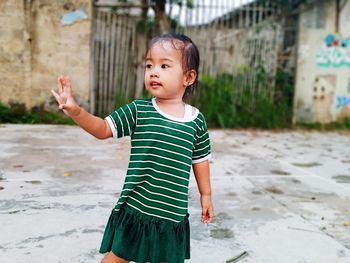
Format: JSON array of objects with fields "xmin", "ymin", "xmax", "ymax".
[
  {"xmin": 155, "ymin": 97, "xmax": 183, "ymax": 105},
  {"xmin": 154, "ymin": 97, "xmax": 186, "ymax": 119}
]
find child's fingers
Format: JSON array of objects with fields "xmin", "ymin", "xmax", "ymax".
[
  {"xmin": 207, "ymin": 212, "xmax": 214, "ymax": 224},
  {"xmin": 208, "ymin": 206, "xmax": 214, "ymax": 222},
  {"xmin": 57, "ymin": 76, "xmax": 63, "ymax": 94},
  {"xmin": 65, "ymin": 77, "xmax": 72, "ymax": 93},
  {"xmin": 59, "ymin": 76, "xmax": 72, "ymax": 95},
  {"xmin": 51, "ymin": 89, "xmax": 68, "ymax": 111},
  {"xmin": 59, "ymin": 103, "xmax": 68, "ymax": 111},
  {"xmin": 59, "ymin": 76, "xmax": 68, "ymax": 90},
  {"xmin": 51, "ymin": 90, "xmax": 61, "ymax": 104},
  {"xmin": 202, "ymin": 207, "xmax": 214, "ymax": 224},
  {"xmin": 202, "ymin": 208, "xmax": 207, "ymax": 221},
  {"xmin": 202, "ymin": 217, "xmax": 210, "ymax": 224},
  {"xmin": 202, "ymin": 208, "xmax": 209, "ymax": 224}
]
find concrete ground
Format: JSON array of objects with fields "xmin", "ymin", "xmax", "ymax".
[{"xmin": 0, "ymin": 124, "xmax": 349, "ymax": 263}]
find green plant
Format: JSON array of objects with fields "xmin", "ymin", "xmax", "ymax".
[
  {"xmin": 0, "ymin": 102, "xmax": 74, "ymax": 125},
  {"xmin": 115, "ymin": 89, "xmax": 134, "ymax": 108},
  {"xmin": 189, "ymin": 69, "xmax": 294, "ymax": 128}
]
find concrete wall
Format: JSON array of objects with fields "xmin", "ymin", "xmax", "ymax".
[
  {"xmin": 294, "ymin": 0, "xmax": 350, "ymax": 124},
  {"xmin": 0, "ymin": 0, "xmax": 92, "ymax": 111}
]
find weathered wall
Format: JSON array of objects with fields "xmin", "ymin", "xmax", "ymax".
[
  {"xmin": 0, "ymin": 1, "xmax": 27, "ymax": 108},
  {"xmin": 294, "ymin": 0, "xmax": 350, "ymax": 124},
  {"xmin": 0, "ymin": 0, "xmax": 92, "ymax": 111}
]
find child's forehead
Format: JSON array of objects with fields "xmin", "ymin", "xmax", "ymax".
[{"xmin": 146, "ymin": 40, "xmax": 183, "ymax": 60}]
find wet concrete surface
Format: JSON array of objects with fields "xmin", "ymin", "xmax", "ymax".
[{"xmin": 0, "ymin": 124, "xmax": 350, "ymax": 263}]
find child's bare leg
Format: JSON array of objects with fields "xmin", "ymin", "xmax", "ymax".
[{"xmin": 100, "ymin": 251, "xmax": 129, "ymax": 263}]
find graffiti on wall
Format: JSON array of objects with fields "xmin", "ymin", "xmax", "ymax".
[
  {"xmin": 61, "ymin": 9, "xmax": 88, "ymax": 25},
  {"xmin": 316, "ymin": 34, "xmax": 350, "ymax": 68},
  {"xmin": 312, "ymin": 75, "xmax": 335, "ymax": 123},
  {"xmin": 336, "ymin": 96, "xmax": 350, "ymax": 109},
  {"xmin": 335, "ymin": 78, "xmax": 350, "ymax": 122},
  {"xmin": 337, "ymin": 97, "xmax": 350, "ymax": 121}
]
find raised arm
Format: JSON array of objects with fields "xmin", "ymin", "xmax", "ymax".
[
  {"xmin": 51, "ymin": 76, "xmax": 112, "ymax": 139},
  {"xmin": 192, "ymin": 160, "xmax": 214, "ymax": 224}
]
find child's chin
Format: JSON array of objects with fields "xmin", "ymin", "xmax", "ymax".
[
  {"xmin": 147, "ymin": 89, "xmax": 162, "ymax": 96},
  {"xmin": 149, "ymin": 85, "xmax": 162, "ymax": 90}
]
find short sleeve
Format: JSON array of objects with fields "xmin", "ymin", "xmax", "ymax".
[
  {"xmin": 192, "ymin": 114, "xmax": 211, "ymax": 164},
  {"xmin": 105, "ymin": 101, "xmax": 137, "ymax": 138}
]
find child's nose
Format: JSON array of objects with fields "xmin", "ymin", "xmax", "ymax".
[{"xmin": 150, "ymin": 67, "xmax": 159, "ymax": 77}]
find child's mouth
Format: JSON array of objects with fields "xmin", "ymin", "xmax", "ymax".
[{"xmin": 150, "ymin": 81, "xmax": 162, "ymax": 88}]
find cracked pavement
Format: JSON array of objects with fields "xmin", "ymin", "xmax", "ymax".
[{"xmin": 0, "ymin": 124, "xmax": 349, "ymax": 262}]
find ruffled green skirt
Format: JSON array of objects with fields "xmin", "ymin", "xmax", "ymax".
[{"xmin": 99, "ymin": 203, "xmax": 190, "ymax": 263}]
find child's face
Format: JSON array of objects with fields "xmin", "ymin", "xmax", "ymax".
[{"xmin": 144, "ymin": 41, "xmax": 188, "ymax": 100}]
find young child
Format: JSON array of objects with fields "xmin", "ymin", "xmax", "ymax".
[{"xmin": 52, "ymin": 33, "xmax": 213, "ymax": 263}]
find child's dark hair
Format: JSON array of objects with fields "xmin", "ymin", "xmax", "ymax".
[{"xmin": 149, "ymin": 33, "xmax": 200, "ymax": 99}]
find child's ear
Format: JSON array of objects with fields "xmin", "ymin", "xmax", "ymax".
[{"xmin": 184, "ymin": 70, "xmax": 197, "ymax": 86}]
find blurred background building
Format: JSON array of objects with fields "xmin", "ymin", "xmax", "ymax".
[{"xmin": 0, "ymin": 0, "xmax": 349, "ymax": 125}]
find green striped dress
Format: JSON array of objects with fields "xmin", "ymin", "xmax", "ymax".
[{"xmin": 99, "ymin": 98, "xmax": 211, "ymax": 262}]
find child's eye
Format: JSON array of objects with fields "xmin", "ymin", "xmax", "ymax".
[
  {"xmin": 145, "ymin": 64, "xmax": 152, "ymax": 69},
  {"xmin": 161, "ymin": 64, "xmax": 169, "ymax": 69}
]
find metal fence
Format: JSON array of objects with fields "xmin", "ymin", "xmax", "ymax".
[{"xmin": 91, "ymin": 0, "xmax": 285, "ymax": 116}]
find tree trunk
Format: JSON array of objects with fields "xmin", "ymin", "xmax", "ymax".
[{"xmin": 153, "ymin": 0, "xmax": 170, "ymax": 33}]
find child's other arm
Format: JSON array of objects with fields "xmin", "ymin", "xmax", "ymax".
[
  {"xmin": 51, "ymin": 76, "xmax": 112, "ymax": 139},
  {"xmin": 192, "ymin": 160, "xmax": 214, "ymax": 224}
]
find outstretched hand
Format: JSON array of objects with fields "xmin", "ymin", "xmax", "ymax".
[{"xmin": 51, "ymin": 76, "xmax": 80, "ymax": 117}]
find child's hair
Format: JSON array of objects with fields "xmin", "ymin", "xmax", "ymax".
[{"xmin": 149, "ymin": 33, "xmax": 200, "ymax": 99}]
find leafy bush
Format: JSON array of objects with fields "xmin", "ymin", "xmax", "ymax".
[
  {"xmin": 0, "ymin": 103, "xmax": 74, "ymax": 125},
  {"xmin": 189, "ymin": 70, "xmax": 294, "ymax": 128}
]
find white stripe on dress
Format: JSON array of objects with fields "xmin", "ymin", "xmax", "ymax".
[
  {"xmin": 120, "ymin": 107, "xmax": 131, "ymax": 135},
  {"xmin": 125, "ymin": 202, "xmax": 183, "ymax": 223},
  {"xmin": 138, "ymin": 117, "xmax": 196, "ymax": 132},
  {"xmin": 128, "ymin": 196, "xmax": 187, "ymax": 216},
  {"xmin": 131, "ymin": 139, "xmax": 192, "ymax": 153},
  {"xmin": 129, "ymin": 160, "xmax": 189, "ymax": 174},
  {"xmin": 131, "ymin": 153, "xmax": 191, "ymax": 168},
  {"xmin": 120, "ymin": 186, "xmax": 188, "ymax": 203},
  {"xmin": 128, "ymin": 167, "xmax": 189, "ymax": 182},
  {"xmin": 126, "ymin": 104, "xmax": 135, "ymax": 124},
  {"xmin": 124, "ymin": 180, "xmax": 188, "ymax": 195},
  {"xmin": 115, "ymin": 111, "xmax": 124, "ymax": 136},
  {"xmin": 132, "ymin": 146, "xmax": 192, "ymax": 161},
  {"xmin": 131, "ymin": 191, "xmax": 187, "ymax": 209},
  {"xmin": 137, "ymin": 124, "xmax": 193, "ymax": 137},
  {"xmin": 134, "ymin": 131, "xmax": 193, "ymax": 146},
  {"xmin": 126, "ymin": 174, "xmax": 189, "ymax": 189}
]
